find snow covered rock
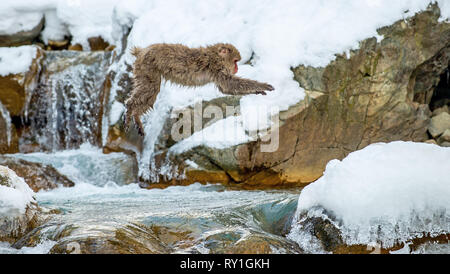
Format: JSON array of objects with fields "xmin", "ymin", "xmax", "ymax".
[
  {"xmin": 437, "ymin": 129, "xmax": 450, "ymax": 147},
  {"xmin": 287, "ymin": 141, "xmax": 450, "ymax": 252},
  {"xmin": 135, "ymin": 5, "xmax": 449, "ymax": 188},
  {"xmin": 0, "ymin": 165, "xmax": 41, "ymax": 244},
  {"xmin": 0, "ymin": 16, "xmax": 44, "ymax": 47},
  {"xmin": 0, "ymin": 46, "xmax": 42, "ymax": 153}
]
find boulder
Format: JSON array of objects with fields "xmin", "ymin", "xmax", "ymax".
[
  {"xmin": 0, "ymin": 165, "xmax": 42, "ymax": 244},
  {"xmin": 0, "ymin": 17, "xmax": 44, "ymax": 47},
  {"xmin": 0, "ymin": 156, "xmax": 75, "ymax": 192},
  {"xmin": 428, "ymin": 112, "xmax": 450, "ymax": 138}
]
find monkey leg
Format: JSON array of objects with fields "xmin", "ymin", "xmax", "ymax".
[{"xmin": 125, "ymin": 70, "xmax": 161, "ymax": 136}]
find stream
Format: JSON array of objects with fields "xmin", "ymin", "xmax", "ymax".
[{"xmin": 0, "ymin": 145, "xmax": 301, "ymax": 254}]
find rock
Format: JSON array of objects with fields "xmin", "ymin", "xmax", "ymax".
[
  {"xmin": 0, "ymin": 166, "xmax": 42, "ymax": 244},
  {"xmin": 293, "ymin": 209, "xmax": 450, "ymax": 254},
  {"xmin": 424, "ymin": 139, "xmax": 437, "ymax": 145},
  {"xmin": 0, "ymin": 47, "xmax": 43, "ymax": 116},
  {"xmin": 0, "ymin": 17, "xmax": 44, "ymax": 47},
  {"xmin": 50, "ymin": 223, "xmax": 173, "ymax": 254},
  {"xmin": 429, "ymin": 112, "xmax": 450, "ymax": 138},
  {"xmin": 140, "ymin": 5, "xmax": 449, "ymax": 188},
  {"xmin": 0, "ymin": 156, "xmax": 75, "ymax": 192},
  {"xmin": 432, "ymin": 105, "xmax": 449, "ymax": 117},
  {"xmin": 68, "ymin": 44, "xmax": 83, "ymax": 51},
  {"xmin": 88, "ymin": 36, "xmax": 111, "ymax": 51},
  {"xmin": 47, "ymin": 39, "xmax": 69, "ymax": 50}
]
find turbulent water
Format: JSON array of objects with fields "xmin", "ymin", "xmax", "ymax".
[
  {"xmin": 0, "ymin": 145, "xmax": 448, "ymax": 254},
  {"xmin": 0, "ymin": 145, "xmax": 301, "ymax": 254}
]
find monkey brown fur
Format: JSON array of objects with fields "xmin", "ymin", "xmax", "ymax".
[{"xmin": 124, "ymin": 43, "xmax": 274, "ymax": 135}]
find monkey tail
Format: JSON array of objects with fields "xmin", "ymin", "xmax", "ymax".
[{"xmin": 130, "ymin": 46, "xmax": 143, "ymax": 57}]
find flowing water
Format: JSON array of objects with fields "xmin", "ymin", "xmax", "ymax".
[{"xmin": 0, "ymin": 145, "xmax": 301, "ymax": 254}]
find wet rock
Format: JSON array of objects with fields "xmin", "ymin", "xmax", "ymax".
[
  {"xmin": 0, "ymin": 166, "xmax": 43, "ymax": 244},
  {"xmin": 428, "ymin": 112, "xmax": 450, "ymax": 138},
  {"xmin": 50, "ymin": 223, "xmax": 173, "ymax": 254},
  {"xmin": 0, "ymin": 156, "xmax": 75, "ymax": 192},
  {"xmin": 145, "ymin": 5, "xmax": 448, "ymax": 188},
  {"xmin": 229, "ymin": 235, "xmax": 302, "ymax": 254},
  {"xmin": 0, "ymin": 17, "xmax": 44, "ymax": 47}
]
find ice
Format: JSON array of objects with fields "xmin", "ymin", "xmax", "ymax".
[
  {"xmin": 288, "ymin": 141, "xmax": 450, "ymax": 248},
  {"xmin": 0, "ymin": 102, "xmax": 12, "ymax": 146}
]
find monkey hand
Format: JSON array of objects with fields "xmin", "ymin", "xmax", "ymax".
[{"xmin": 255, "ymin": 83, "xmax": 274, "ymax": 95}]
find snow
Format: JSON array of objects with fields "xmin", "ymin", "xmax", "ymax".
[
  {"xmin": 170, "ymin": 115, "xmax": 253, "ymax": 154},
  {"xmin": 0, "ymin": 46, "xmax": 37, "ymax": 76},
  {"xmin": 288, "ymin": 141, "xmax": 450, "ymax": 248},
  {"xmin": 0, "ymin": 165, "xmax": 35, "ymax": 216}
]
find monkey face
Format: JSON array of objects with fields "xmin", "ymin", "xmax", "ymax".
[{"xmin": 217, "ymin": 43, "xmax": 241, "ymax": 74}]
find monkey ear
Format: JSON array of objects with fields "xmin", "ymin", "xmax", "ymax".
[{"xmin": 219, "ymin": 47, "xmax": 230, "ymax": 57}]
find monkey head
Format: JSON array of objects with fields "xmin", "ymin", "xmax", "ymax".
[{"xmin": 215, "ymin": 43, "xmax": 241, "ymax": 74}]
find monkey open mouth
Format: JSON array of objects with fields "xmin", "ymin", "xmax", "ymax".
[{"xmin": 234, "ymin": 60, "xmax": 238, "ymax": 74}]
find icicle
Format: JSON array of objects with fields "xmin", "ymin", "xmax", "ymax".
[{"xmin": 0, "ymin": 101, "xmax": 12, "ymax": 146}]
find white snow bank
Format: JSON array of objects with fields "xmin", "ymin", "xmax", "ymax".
[
  {"xmin": 170, "ymin": 115, "xmax": 252, "ymax": 154},
  {"xmin": 0, "ymin": 165, "xmax": 35, "ymax": 216},
  {"xmin": 0, "ymin": 46, "xmax": 37, "ymax": 76},
  {"xmin": 288, "ymin": 141, "xmax": 450, "ymax": 248}
]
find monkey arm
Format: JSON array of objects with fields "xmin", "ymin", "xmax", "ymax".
[{"xmin": 213, "ymin": 72, "xmax": 274, "ymax": 95}]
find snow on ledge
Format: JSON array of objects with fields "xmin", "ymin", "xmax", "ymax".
[
  {"xmin": 289, "ymin": 141, "xmax": 450, "ymax": 248},
  {"xmin": 0, "ymin": 46, "xmax": 37, "ymax": 77}
]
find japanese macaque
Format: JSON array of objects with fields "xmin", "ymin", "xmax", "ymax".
[{"xmin": 124, "ymin": 43, "xmax": 274, "ymax": 135}]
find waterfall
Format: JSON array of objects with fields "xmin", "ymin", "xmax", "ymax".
[{"xmin": 20, "ymin": 51, "xmax": 112, "ymax": 152}]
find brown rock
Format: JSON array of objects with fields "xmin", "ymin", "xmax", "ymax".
[
  {"xmin": 0, "ymin": 156, "xmax": 75, "ymax": 192},
  {"xmin": 68, "ymin": 44, "xmax": 83, "ymax": 51},
  {"xmin": 88, "ymin": 36, "xmax": 111, "ymax": 51},
  {"xmin": 47, "ymin": 39, "xmax": 69, "ymax": 50}
]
